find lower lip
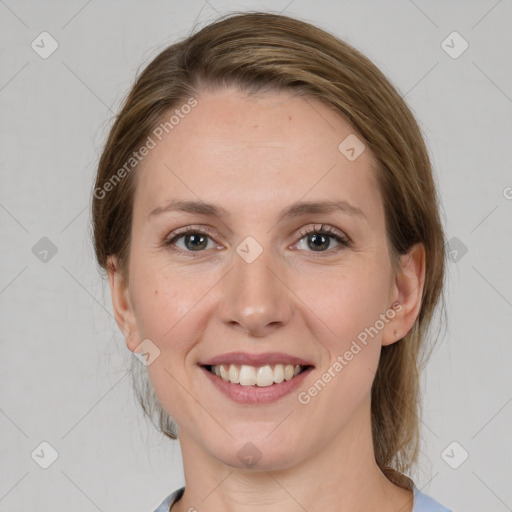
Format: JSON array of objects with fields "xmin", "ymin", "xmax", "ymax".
[{"xmin": 200, "ymin": 366, "xmax": 314, "ymax": 405}]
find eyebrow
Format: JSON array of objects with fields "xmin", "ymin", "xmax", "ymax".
[{"xmin": 148, "ymin": 199, "xmax": 367, "ymax": 222}]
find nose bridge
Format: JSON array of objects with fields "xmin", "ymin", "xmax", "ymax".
[{"xmin": 219, "ymin": 242, "xmax": 291, "ymax": 335}]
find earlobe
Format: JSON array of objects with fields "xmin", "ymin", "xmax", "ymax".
[
  {"xmin": 383, "ymin": 243, "xmax": 426, "ymax": 346},
  {"xmin": 107, "ymin": 256, "xmax": 139, "ymax": 352}
]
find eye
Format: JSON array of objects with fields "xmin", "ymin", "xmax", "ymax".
[
  {"xmin": 162, "ymin": 226, "xmax": 220, "ymax": 254},
  {"xmin": 294, "ymin": 224, "xmax": 351, "ymax": 253},
  {"xmin": 161, "ymin": 223, "xmax": 351, "ymax": 256}
]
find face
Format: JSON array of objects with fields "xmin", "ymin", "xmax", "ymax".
[{"xmin": 109, "ymin": 87, "xmax": 424, "ymax": 471}]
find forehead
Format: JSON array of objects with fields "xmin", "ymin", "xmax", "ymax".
[{"xmin": 133, "ymin": 87, "xmax": 382, "ymax": 222}]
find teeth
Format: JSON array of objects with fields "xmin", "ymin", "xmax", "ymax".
[
  {"xmin": 274, "ymin": 364, "xmax": 285, "ymax": 383},
  {"xmin": 256, "ymin": 365, "xmax": 274, "ymax": 387},
  {"xmin": 210, "ymin": 363, "xmax": 306, "ymax": 386},
  {"xmin": 228, "ymin": 364, "xmax": 240, "ymax": 384},
  {"xmin": 219, "ymin": 364, "xmax": 229, "ymax": 381},
  {"xmin": 239, "ymin": 365, "xmax": 256, "ymax": 386}
]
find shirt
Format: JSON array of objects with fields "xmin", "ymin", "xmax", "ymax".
[{"xmin": 152, "ymin": 485, "xmax": 451, "ymax": 511}]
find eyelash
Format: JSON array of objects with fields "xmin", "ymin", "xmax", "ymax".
[
  {"xmin": 295, "ymin": 225, "xmax": 352, "ymax": 253},
  {"xmin": 161, "ymin": 224, "xmax": 352, "ymax": 257}
]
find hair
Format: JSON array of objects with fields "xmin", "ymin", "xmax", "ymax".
[{"xmin": 91, "ymin": 11, "xmax": 447, "ymax": 489}]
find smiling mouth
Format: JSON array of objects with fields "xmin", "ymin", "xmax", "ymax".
[{"xmin": 202, "ymin": 363, "xmax": 312, "ymax": 387}]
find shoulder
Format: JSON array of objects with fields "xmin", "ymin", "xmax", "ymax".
[
  {"xmin": 413, "ymin": 486, "xmax": 452, "ymax": 512},
  {"xmin": 152, "ymin": 486, "xmax": 185, "ymax": 512},
  {"xmin": 152, "ymin": 485, "xmax": 452, "ymax": 512}
]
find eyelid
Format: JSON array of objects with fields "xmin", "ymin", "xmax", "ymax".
[
  {"xmin": 159, "ymin": 225, "xmax": 224, "ymax": 254},
  {"xmin": 162, "ymin": 223, "xmax": 352, "ymax": 255},
  {"xmin": 165, "ymin": 225, "xmax": 223, "ymax": 242},
  {"xmin": 295, "ymin": 223, "xmax": 350, "ymax": 243},
  {"xmin": 292, "ymin": 223, "xmax": 352, "ymax": 252}
]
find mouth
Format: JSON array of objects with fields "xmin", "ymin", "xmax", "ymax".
[
  {"xmin": 200, "ymin": 362, "xmax": 314, "ymax": 405},
  {"xmin": 201, "ymin": 363, "xmax": 312, "ymax": 387}
]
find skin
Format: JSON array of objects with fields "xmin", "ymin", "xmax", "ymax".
[{"xmin": 108, "ymin": 87, "xmax": 425, "ymax": 512}]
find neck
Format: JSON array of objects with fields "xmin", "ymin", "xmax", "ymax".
[{"xmin": 171, "ymin": 400, "xmax": 413, "ymax": 512}]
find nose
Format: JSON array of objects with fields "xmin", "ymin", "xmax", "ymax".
[{"xmin": 218, "ymin": 247, "xmax": 293, "ymax": 337}]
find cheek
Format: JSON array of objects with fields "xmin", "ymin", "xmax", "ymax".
[
  {"xmin": 135, "ymin": 269, "xmax": 211, "ymax": 425},
  {"xmin": 294, "ymin": 265, "xmax": 389, "ymax": 401},
  {"xmin": 296, "ymin": 264, "xmax": 390, "ymax": 346},
  {"xmin": 129, "ymin": 255, "xmax": 209, "ymax": 341},
  {"xmin": 298, "ymin": 275, "xmax": 386, "ymax": 421}
]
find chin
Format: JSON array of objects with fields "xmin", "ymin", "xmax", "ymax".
[{"xmin": 208, "ymin": 431, "xmax": 303, "ymax": 471}]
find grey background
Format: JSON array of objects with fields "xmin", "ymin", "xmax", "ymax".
[{"xmin": 1, "ymin": 0, "xmax": 511, "ymax": 511}]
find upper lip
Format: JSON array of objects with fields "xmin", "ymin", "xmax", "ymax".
[{"xmin": 201, "ymin": 351, "xmax": 314, "ymax": 367}]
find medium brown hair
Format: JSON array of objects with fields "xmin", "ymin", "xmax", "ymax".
[{"xmin": 91, "ymin": 11, "xmax": 447, "ymax": 488}]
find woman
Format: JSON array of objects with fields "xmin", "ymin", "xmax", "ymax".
[{"xmin": 92, "ymin": 11, "xmax": 450, "ymax": 512}]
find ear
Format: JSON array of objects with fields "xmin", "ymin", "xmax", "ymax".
[
  {"xmin": 107, "ymin": 256, "xmax": 139, "ymax": 352},
  {"xmin": 382, "ymin": 242, "xmax": 426, "ymax": 346}
]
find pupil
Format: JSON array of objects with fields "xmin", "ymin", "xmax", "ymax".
[
  {"xmin": 185, "ymin": 233, "xmax": 207, "ymax": 250},
  {"xmin": 309, "ymin": 233, "xmax": 329, "ymax": 251}
]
